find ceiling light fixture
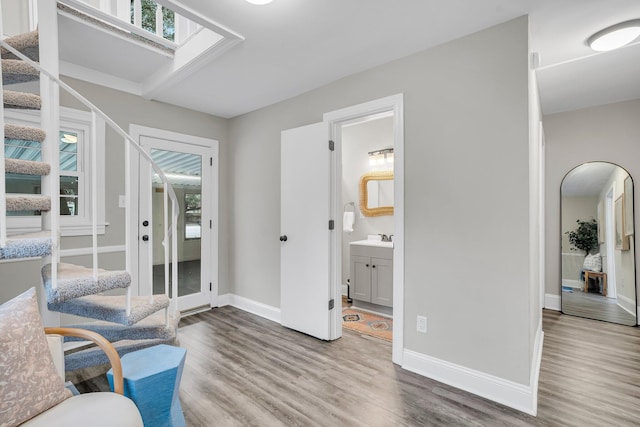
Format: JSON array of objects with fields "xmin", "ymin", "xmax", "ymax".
[
  {"xmin": 245, "ymin": 0, "xmax": 273, "ymax": 5},
  {"xmin": 61, "ymin": 133, "xmax": 78, "ymax": 144},
  {"xmin": 588, "ymin": 19, "xmax": 640, "ymax": 51}
]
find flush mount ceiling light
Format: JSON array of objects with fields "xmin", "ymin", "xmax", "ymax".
[
  {"xmin": 60, "ymin": 133, "xmax": 78, "ymax": 144},
  {"xmin": 245, "ymin": 0, "xmax": 273, "ymax": 5},
  {"xmin": 588, "ymin": 19, "xmax": 640, "ymax": 51}
]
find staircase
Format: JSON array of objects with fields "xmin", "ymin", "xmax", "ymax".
[{"xmin": 1, "ymin": 14, "xmax": 181, "ymax": 370}]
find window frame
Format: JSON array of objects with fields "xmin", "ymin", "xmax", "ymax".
[
  {"xmin": 5, "ymin": 107, "xmax": 107, "ymax": 236},
  {"xmin": 183, "ymin": 191, "xmax": 201, "ymax": 240}
]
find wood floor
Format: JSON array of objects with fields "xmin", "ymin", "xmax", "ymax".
[
  {"xmin": 72, "ymin": 307, "xmax": 640, "ymax": 426},
  {"xmin": 561, "ymin": 289, "xmax": 636, "ymax": 325}
]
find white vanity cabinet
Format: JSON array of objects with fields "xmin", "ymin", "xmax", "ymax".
[{"xmin": 350, "ymin": 241, "xmax": 393, "ymax": 307}]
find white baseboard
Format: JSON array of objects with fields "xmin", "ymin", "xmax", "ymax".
[
  {"xmin": 403, "ymin": 329, "xmax": 542, "ymax": 417},
  {"xmin": 616, "ymin": 294, "xmax": 637, "ymax": 318},
  {"xmin": 217, "ymin": 293, "xmax": 281, "ymax": 324},
  {"xmin": 544, "ymin": 293, "xmax": 561, "ymax": 311},
  {"xmin": 529, "ymin": 321, "xmax": 544, "ymax": 416}
]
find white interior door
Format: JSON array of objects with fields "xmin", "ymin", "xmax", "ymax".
[
  {"xmin": 137, "ymin": 132, "xmax": 216, "ymax": 312},
  {"xmin": 281, "ymin": 122, "xmax": 334, "ymax": 340}
]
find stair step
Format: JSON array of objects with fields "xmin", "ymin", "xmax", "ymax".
[
  {"xmin": 6, "ymin": 194, "xmax": 50, "ymax": 211},
  {"xmin": 4, "ymin": 123, "xmax": 46, "ymax": 142},
  {"xmin": 48, "ymin": 294, "xmax": 171, "ymax": 326},
  {"xmin": 0, "ymin": 231, "xmax": 52, "ymax": 259},
  {"xmin": 64, "ymin": 310, "xmax": 180, "ymax": 343},
  {"xmin": 5, "ymin": 158, "xmax": 50, "ymax": 175},
  {"xmin": 42, "ymin": 262, "xmax": 131, "ymax": 304},
  {"xmin": 2, "ymin": 59, "xmax": 39, "ymax": 85},
  {"xmin": 0, "ymin": 30, "xmax": 39, "ymax": 61},
  {"xmin": 3, "ymin": 90, "xmax": 41, "ymax": 110},
  {"xmin": 64, "ymin": 337, "xmax": 178, "ymax": 372}
]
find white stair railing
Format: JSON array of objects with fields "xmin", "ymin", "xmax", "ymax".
[{"xmin": 0, "ymin": 38, "xmax": 180, "ymax": 319}]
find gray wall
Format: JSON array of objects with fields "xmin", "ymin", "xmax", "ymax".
[
  {"xmin": 0, "ymin": 77, "xmax": 231, "ymax": 302},
  {"xmin": 228, "ymin": 17, "xmax": 533, "ymax": 385},
  {"xmin": 545, "ymin": 99, "xmax": 640, "ymax": 314}
]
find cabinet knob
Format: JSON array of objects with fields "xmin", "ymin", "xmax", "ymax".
[
  {"xmin": 366, "ymin": 264, "xmax": 369, "ymax": 267},
  {"xmin": 372, "ymin": 265, "xmax": 376, "ymax": 268},
  {"xmin": 279, "ymin": 235, "xmax": 288, "ymax": 242}
]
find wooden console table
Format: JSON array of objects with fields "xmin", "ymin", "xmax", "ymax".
[{"xmin": 584, "ymin": 271, "xmax": 607, "ymax": 297}]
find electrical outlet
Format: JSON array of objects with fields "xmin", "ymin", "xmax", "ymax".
[{"xmin": 417, "ymin": 315, "xmax": 427, "ymax": 333}]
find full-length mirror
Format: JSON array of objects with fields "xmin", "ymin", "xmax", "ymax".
[{"xmin": 561, "ymin": 162, "xmax": 637, "ymax": 325}]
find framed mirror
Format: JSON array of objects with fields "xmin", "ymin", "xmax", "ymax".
[
  {"xmin": 359, "ymin": 171, "xmax": 394, "ymax": 217},
  {"xmin": 561, "ymin": 162, "xmax": 637, "ymax": 325}
]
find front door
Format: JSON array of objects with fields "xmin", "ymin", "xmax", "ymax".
[
  {"xmin": 135, "ymin": 127, "xmax": 217, "ymax": 312},
  {"xmin": 280, "ymin": 122, "xmax": 335, "ymax": 340}
]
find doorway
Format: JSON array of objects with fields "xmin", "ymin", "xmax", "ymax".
[
  {"xmin": 129, "ymin": 125, "xmax": 218, "ymax": 313},
  {"xmin": 324, "ymin": 94, "xmax": 404, "ymax": 364}
]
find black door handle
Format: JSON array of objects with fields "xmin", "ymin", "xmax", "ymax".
[
  {"xmin": 142, "ymin": 220, "xmax": 149, "ymax": 227},
  {"xmin": 142, "ymin": 235, "xmax": 149, "ymax": 241},
  {"xmin": 280, "ymin": 235, "xmax": 288, "ymax": 242}
]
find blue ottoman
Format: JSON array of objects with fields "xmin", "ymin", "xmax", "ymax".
[{"xmin": 107, "ymin": 344, "xmax": 187, "ymax": 427}]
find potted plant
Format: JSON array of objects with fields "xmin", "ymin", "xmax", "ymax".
[{"xmin": 566, "ymin": 219, "xmax": 599, "ymax": 255}]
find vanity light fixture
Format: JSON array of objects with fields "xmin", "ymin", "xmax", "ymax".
[
  {"xmin": 588, "ymin": 19, "xmax": 640, "ymax": 51},
  {"xmin": 245, "ymin": 0, "xmax": 273, "ymax": 5},
  {"xmin": 368, "ymin": 148, "xmax": 394, "ymax": 166}
]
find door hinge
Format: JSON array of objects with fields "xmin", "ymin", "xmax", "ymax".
[
  {"xmin": 328, "ymin": 220, "xmax": 334, "ymax": 230},
  {"xmin": 210, "ymin": 219, "xmax": 212, "ymax": 228},
  {"xmin": 209, "ymin": 282, "xmax": 212, "ymax": 291},
  {"xmin": 328, "ymin": 299, "xmax": 335, "ymax": 310},
  {"xmin": 210, "ymin": 157, "xmax": 213, "ymax": 166},
  {"xmin": 329, "ymin": 140, "xmax": 335, "ymax": 151}
]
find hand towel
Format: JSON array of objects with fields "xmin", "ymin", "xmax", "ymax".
[{"xmin": 343, "ymin": 212, "xmax": 354, "ymax": 232}]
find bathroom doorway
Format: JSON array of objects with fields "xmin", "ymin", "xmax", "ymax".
[{"xmin": 324, "ymin": 94, "xmax": 404, "ymax": 364}]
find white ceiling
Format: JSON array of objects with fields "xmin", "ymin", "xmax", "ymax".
[
  {"xmin": 58, "ymin": 0, "xmax": 640, "ymax": 118},
  {"xmin": 561, "ymin": 163, "xmax": 620, "ymax": 197}
]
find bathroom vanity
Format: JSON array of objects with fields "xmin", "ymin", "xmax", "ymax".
[{"xmin": 349, "ymin": 240, "xmax": 393, "ymax": 307}]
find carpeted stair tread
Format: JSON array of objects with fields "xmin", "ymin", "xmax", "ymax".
[
  {"xmin": 4, "ymin": 123, "xmax": 46, "ymax": 142},
  {"xmin": 0, "ymin": 231, "xmax": 52, "ymax": 259},
  {"xmin": 3, "ymin": 90, "xmax": 41, "ymax": 110},
  {"xmin": 42, "ymin": 262, "xmax": 131, "ymax": 304},
  {"xmin": 2, "ymin": 59, "xmax": 39, "ymax": 85},
  {"xmin": 5, "ymin": 158, "xmax": 50, "ymax": 175},
  {"xmin": 64, "ymin": 337, "xmax": 178, "ymax": 372},
  {"xmin": 63, "ymin": 310, "xmax": 180, "ymax": 343},
  {"xmin": 48, "ymin": 294, "xmax": 171, "ymax": 326},
  {"xmin": 1, "ymin": 30, "xmax": 39, "ymax": 61},
  {"xmin": 6, "ymin": 193, "xmax": 50, "ymax": 211}
]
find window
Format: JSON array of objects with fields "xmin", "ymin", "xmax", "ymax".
[
  {"xmin": 184, "ymin": 193, "xmax": 201, "ymax": 239},
  {"xmin": 5, "ymin": 107, "xmax": 106, "ymax": 236}
]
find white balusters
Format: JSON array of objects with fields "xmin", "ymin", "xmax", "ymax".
[
  {"xmin": 91, "ymin": 111, "xmax": 98, "ymax": 280},
  {"xmin": 155, "ymin": 3, "xmax": 163, "ymax": 37},
  {"xmin": 133, "ymin": 0, "xmax": 142, "ymax": 28}
]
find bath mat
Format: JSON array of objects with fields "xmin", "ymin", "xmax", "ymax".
[{"xmin": 342, "ymin": 308, "xmax": 392, "ymax": 341}]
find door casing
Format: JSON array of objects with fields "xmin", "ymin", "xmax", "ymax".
[{"xmin": 128, "ymin": 124, "xmax": 219, "ymax": 311}]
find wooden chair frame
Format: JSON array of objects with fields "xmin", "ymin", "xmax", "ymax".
[{"xmin": 44, "ymin": 327, "xmax": 124, "ymax": 395}]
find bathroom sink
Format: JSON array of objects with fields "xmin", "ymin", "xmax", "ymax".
[{"xmin": 350, "ymin": 240, "xmax": 393, "ymax": 248}]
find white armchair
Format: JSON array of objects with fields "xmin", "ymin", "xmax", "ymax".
[{"xmin": 20, "ymin": 327, "xmax": 143, "ymax": 427}]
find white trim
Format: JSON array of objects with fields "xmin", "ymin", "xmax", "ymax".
[
  {"xmin": 544, "ymin": 293, "xmax": 561, "ymax": 311},
  {"xmin": 342, "ymin": 284, "xmax": 348, "ymax": 296},
  {"xmin": 128, "ymin": 124, "xmax": 218, "ymax": 312},
  {"xmin": 403, "ymin": 344, "xmax": 540, "ymax": 416},
  {"xmin": 617, "ymin": 294, "xmax": 637, "ymax": 317},
  {"xmin": 324, "ymin": 93, "xmax": 404, "ymax": 366},
  {"xmin": 529, "ymin": 322, "xmax": 544, "ymax": 416},
  {"xmin": 217, "ymin": 293, "xmax": 281, "ymax": 324},
  {"xmin": 59, "ymin": 244, "xmax": 125, "ymax": 258},
  {"xmin": 60, "ymin": 61, "xmax": 143, "ymax": 97}
]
